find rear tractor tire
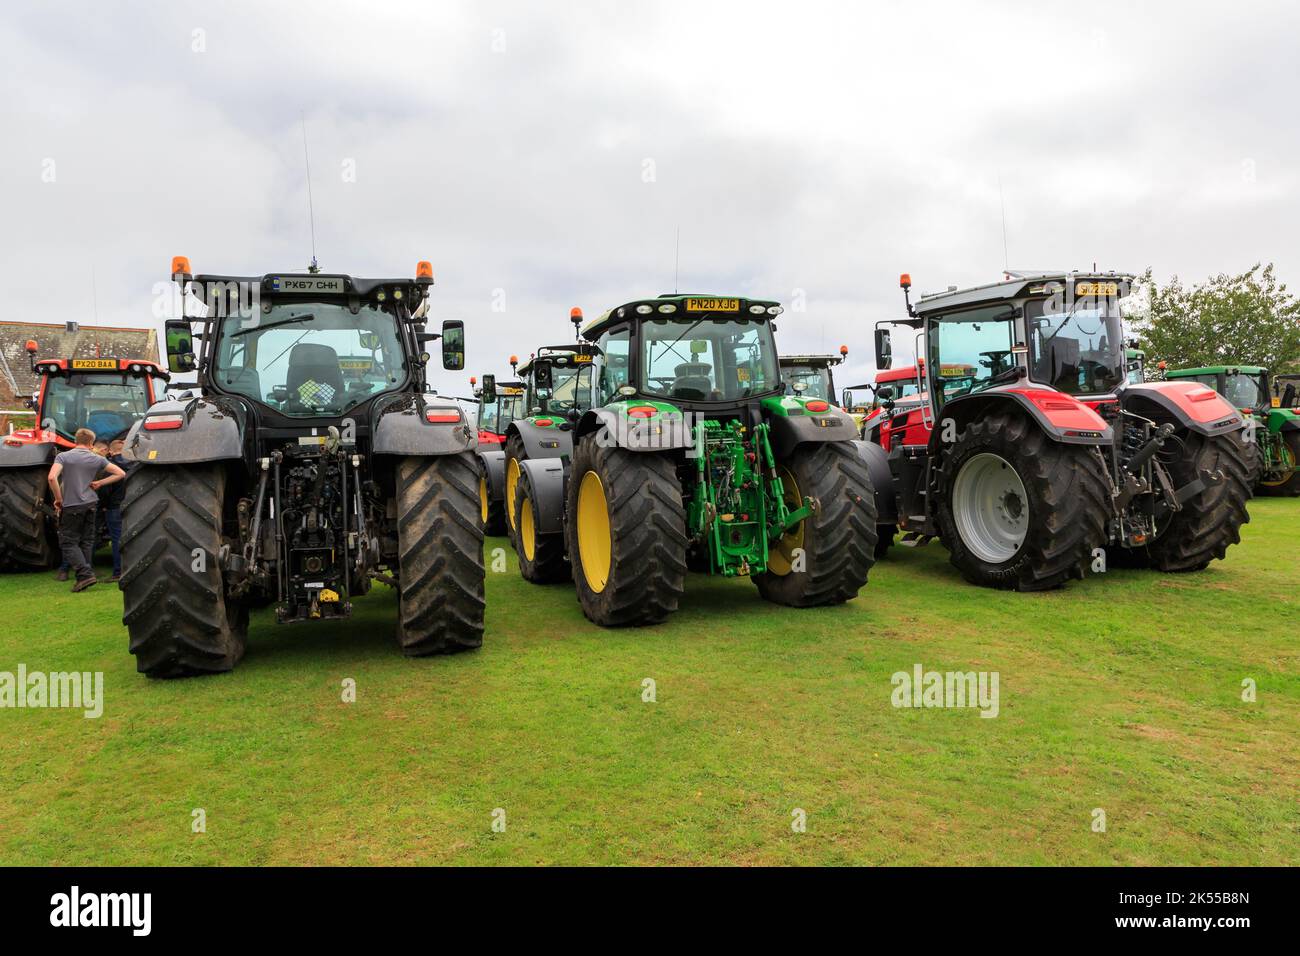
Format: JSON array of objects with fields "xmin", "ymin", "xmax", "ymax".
[
  {"xmin": 0, "ymin": 465, "xmax": 58, "ymax": 571},
  {"xmin": 754, "ymin": 441, "xmax": 877, "ymax": 606},
  {"xmin": 396, "ymin": 453, "xmax": 485, "ymax": 656},
  {"xmin": 513, "ymin": 470, "xmax": 570, "ymax": 583},
  {"xmin": 120, "ymin": 465, "xmax": 247, "ymax": 677},
  {"xmin": 1143, "ymin": 427, "xmax": 1252, "ymax": 570},
  {"xmin": 935, "ymin": 409, "xmax": 1109, "ymax": 591},
  {"xmin": 565, "ymin": 436, "xmax": 686, "ymax": 626},
  {"xmin": 504, "ymin": 434, "xmax": 526, "ymax": 538}
]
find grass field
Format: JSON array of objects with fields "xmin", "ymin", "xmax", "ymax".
[{"xmin": 1, "ymin": 501, "xmax": 1296, "ymax": 866}]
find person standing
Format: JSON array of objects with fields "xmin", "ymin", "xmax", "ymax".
[
  {"xmin": 47, "ymin": 428, "xmax": 125, "ymax": 592},
  {"xmin": 102, "ymin": 437, "xmax": 132, "ymax": 583}
]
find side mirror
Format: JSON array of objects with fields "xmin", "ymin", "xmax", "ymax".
[
  {"xmin": 480, "ymin": 374, "xmax": 497, "ymax": 404},
  {"xmin": 876, "ymin": 384, "xmax": 895, "ymax": 401},
  {"xmin": 874, "ymin": 328, "xmax": 892, "ymax": 370},
  {"xmin": 441, "ymin": 319, "xmax": 465, "ymax": 371},
  {"xmin": 164, "ymin": 319, "xmax": 197, "ymax": 373},
  {"xmin": 23, "ymin": 396, "xmax": 37, "ymax": 410},
  {"xmin": 534, "ymin": 363, "xmax": 553, "ymax": 390}
]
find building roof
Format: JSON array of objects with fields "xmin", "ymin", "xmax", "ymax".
[{"xmin": 0, "ymin": 321, "xmax": 159, "ymax": 404}]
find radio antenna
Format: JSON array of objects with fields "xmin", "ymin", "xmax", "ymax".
[
  {"xmin": 998, "ymin": 175, "xmax": 1009, "ymax": 272},
  {"xmin": 301, "ymin": 112, "xmax": 319, "ymax": 273},
  {"xmin": 674, "ymin": 226, "xmax": 680, "ymax": 294}
]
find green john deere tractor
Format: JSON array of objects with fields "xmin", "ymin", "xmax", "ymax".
[
  {"xmin": 1166, "ymin": 365, "xmax": 1300, "ymax": 495},
  {"xmin": 502, "ymin": 309, "xmax": 599, "ymax": 582},
  {"xmin": 511, "ymin": 293, "xmax": 877, "ymax": 626}
]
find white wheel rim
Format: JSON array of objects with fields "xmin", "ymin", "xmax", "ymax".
[{"xmin": 952, "ymin": 452, "xmax": 1029, "ymax": 564}]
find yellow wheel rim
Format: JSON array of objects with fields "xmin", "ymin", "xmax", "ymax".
[
  {"xmin": 767, "ymin": 466, "xmax": 804, "ymax": 576},
  {"xmin": 505, "ymin": 456, "xmax": 521, "ymax": 529},
  {"xmin": 576, "ymin": 470, "xmax": 612, "ymax": 593},
  {"xmin": 479, "ymin": 475, "xmax": 490, "ymax": 524},
  {"xmin": 521, "ymin": 493, "xmax": 536, "ymax": 561}
]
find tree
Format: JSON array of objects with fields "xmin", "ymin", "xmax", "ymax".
[{"xmin": 1129, "ymin": 264, "xmax": 1300, "ymax": 371}]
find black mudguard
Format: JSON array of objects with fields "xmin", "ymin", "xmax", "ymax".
[
  {"xmin": 0, "ymin": 441, "xmax": 57, "ymax": 469},
  {"xmin": 373, "ymin": 396, "xmax": 476, "ymax": 456},
  {"xmin": 574, "ymin": 408, "xmax": 693, "ymax": 453},
  {"xmin": 853, "ymin": 439, "xmax": 897, "ymax": 524},
  {"xmin": 506, "ymin": 419, "xmax": 574, "ymax": 461},
  {"xmin": 767, "ymin": 408, "xmax": 858, "ymax": 460},
  {"xmin": 478, "ymin": 448, "xmax": 506, "ymax": 503},
  {"xmin": 1120, "ymin": 383, "xmax": 1244, "ymax": 438},
  {"xmin": 517, "ymin": 457, "xmax": 567, "ymax": 536},
  {"xmin": 123, "ymin": 396, "xmax": 245, "ymax": 465},
  {"xmin": 930, "ymin": 391, "xmax": 1111, "ymax": 452}
]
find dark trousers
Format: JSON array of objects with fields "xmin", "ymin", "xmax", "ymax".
[
  {"xmin": 105, "ymin": 507, "xmax": 123, "ymax": 576},
  {"xmin": 59, "ymin": 504, "xmax": 97, "ymax": 582}
]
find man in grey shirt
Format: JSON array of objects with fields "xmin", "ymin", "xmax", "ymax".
[{"xmin": 48, "ymin": 428, "xmax": 125, "ymax": 591}]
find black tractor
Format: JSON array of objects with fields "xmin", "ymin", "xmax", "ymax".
[{"xmin": 119, "ymin": 256, "xmax": 483, "ymax": 677}]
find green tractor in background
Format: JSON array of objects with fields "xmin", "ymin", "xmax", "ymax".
[
  {"xmin": 501, "ymin": 308, "xmax": 600, "ymax": 582},
  {"xmin": 512, "ymin": 294, "xmax": 877, "ymax": 626},
  {"xmin": 1166, "ymin": 365, "xmax": 1300, "ymax": 496}
]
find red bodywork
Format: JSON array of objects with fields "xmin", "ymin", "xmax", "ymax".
[
  {"xmin": 874, "ymin": 364, "xmax": 930, "ymax": 449},
  {"xmin": 2, "ymin": 357, "xmax": 167, "ymax": 451}
]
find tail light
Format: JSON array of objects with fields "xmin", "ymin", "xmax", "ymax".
[
  {"xmin": 143, "ymin": 414, "xmax": 184, "ymax": 431},
  {"xmin": 805, "ymin": 400, "xmax": 830, "ymax": 412},
  {"xmin": 533, "ymin": 418, "xmax": 555, "ymax": 427},
  {"xmin": 425, "ymin": 407, "xmax": 461, "ymax": 423},
  {"xmin": 627, "ymin": 406, "xmax": 658, "ymax": 419}
]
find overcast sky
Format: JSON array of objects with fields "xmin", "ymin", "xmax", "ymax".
[{"xmin": 2, "ymin": 0, "xmax": 1296, "ymax": 391}]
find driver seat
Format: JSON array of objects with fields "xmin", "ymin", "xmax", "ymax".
[
  {"xmin": 672, "ymin": 362, "xmax": 713, "ymax": 399},
  {"xmin": 286, "ymin": 343, "xmax": 345, "ymax": 410}
]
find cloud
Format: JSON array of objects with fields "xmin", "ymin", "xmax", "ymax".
[{"xmin": 1, "ymin": 0, "xmax": 1295, "ymax": 390}]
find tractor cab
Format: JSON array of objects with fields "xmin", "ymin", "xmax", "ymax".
[
  {"xmin": 517, "ymin": 345, "xmax": 599, "ymax": 422},
  {"xmin": 779, "ymin": 348, "xmax": 848, "ymax": 403},
  {"xmin": 7, "ymin": 345, "xmax": 169, "ymax": 450},
  {"xmin": 580, "ymin": 294, "xmax": 785, "ymax": 417},
  {"xmin": 473, "ymin": 375, "xmax": 525, "ymax": 445},
  {"xmin": 1125, "ymin": 348, "xmax": 1146, "ymax": 384}
]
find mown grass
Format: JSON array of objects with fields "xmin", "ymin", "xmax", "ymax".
[{"xmin": 0, "ymin": 501, "xmax": 1296, "ymax": 866}]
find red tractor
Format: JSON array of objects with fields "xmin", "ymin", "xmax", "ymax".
[
  {"xmin": 0, "ymin": 342, "xmax": 168, "ymax": 570},
  {"xmin": 869, "ymin": 272, "xmax": 1252, "ymax": 590}
]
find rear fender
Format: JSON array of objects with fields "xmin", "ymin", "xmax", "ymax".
[
  {"xmin": 0, "ymin": 440, "xmax": 57, "ymax": 469},
  {"xmin": 477, "ymin": 449, "xmax": 506, "ymax": 502},
  {"xmin": 768, "ymin": 407, "xmax": 859, "ymax": 459},
  {"xmin": 517, "ymin": 457, "xmax": 567, "ymax": 536},
  {"xmin": 853, "ymin": 439, "xmax": 897, "ymax": 524},
  {"xmin": 373, "ymin": 396, "xmax": 476, "ymax": 456},
  {"xmin": 1121, "ymin": 382, "xmax": 1244, "ymax": 437},
  {"xmin": 123, "ymin": 397, "xmax": 245, "ymax": 465},
  {"xmin": 506, "ymin": 419, "xmax": 574, "ymax": 460},
  {"xmin": 930, "ymin": 389, "xmax": 1111, "ymax": 452},
  {"xmin": 575, "ymin": 407, "xmax": 693, "ymax": 453}
]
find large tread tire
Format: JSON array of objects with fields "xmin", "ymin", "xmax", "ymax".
[
  {"xmin": 754, "ymin": 441, "xmax": 877, "ymax": 606},
  {"xmin": 936, "ymin": 409, "xmax": 1110, "ymax": 591},
  {"xmin": 120, "ymin": 465, "xmax": 247, "ymax": 678},
  {"xmin": 504, "ymin": 434, "xmax": 527, "ymax": 539},
  {"xmin": 512, "ymin": 469, "xmax": 570, "ymax": 584},
  {"xmin": 566, "ymin": 436, "xmax": 686, "ymax": 627},
  {"xmin": 0, "ymin": 465, "xmax": 58, "ymax": 571},
  {"xmin": 1256, "ymin": 431, "xmax": 1300, "ymax": 497},
  {"xmin": 1144, "ymin": 428, "xmax": 1252, "ymax": 570},
  {"xmin": 395, "ymin": 453, "xmax": 485, "ymax": 656},
  {"xmin": 478, "ymin": 459, "xmax": 507, "ymax": 536}
]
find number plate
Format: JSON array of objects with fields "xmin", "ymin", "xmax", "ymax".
[
  {"xmin": 685, "ymin": 297, "xmax": 739, "ymax": 312},
  {"xmin": 1076, "ymin": 281, "xmax": 1119, "ymax": 297},
  {"xmin": 71, "ymin": 359, "xmax": 118, "ymax": 370},
  {"xmin": 270, "ymin": 276, "xmax": 347, "ymax": 294}
]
